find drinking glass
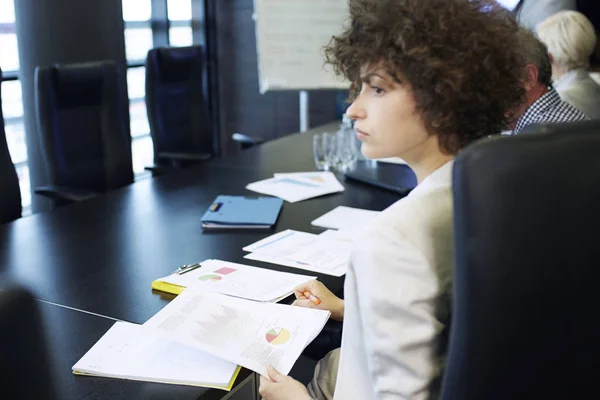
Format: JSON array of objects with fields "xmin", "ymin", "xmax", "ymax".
[
  {"xmin": 323, "ymin": 132, "xmax": 339, "ymax": 171},
  {"xmin": 313, "ymin": 134, "xmax": 328, "ymax": 170},
  {"xmin": 336, "ymin": 129, "xmax": 355, "ymax": 171}
]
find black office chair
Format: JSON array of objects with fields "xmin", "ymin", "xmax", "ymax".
[
  {"xmin": 0, "ymin": 281, "xmax": 57, "ymax": 399},
  {"xmin": 0, "ymin": 68, "xmax": 22, "ymax": 223},
  {"xmin": 34, "ymin": 61, "xmax": 133, "ymax": 204},
  {"xmin": 441, "ymin": 120, "xmax": 600, "ymax": 399},
  {"xmin": 145, "ymin": 46, "xmax": 217, "ymax": 171}
]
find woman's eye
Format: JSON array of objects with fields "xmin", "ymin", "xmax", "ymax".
[{"xmin": 372, "ymin": 86, "xmax": 385, "ymax": 95}]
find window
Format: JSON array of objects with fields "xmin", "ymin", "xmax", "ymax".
[
  {"xmin": 122, "ymin": 0, "xmax": 153, "ymax": 63},
  {"xmin": 168, "ymin": 0, "xmax": 193, "ymax": 47},
  {"xmin": 0, "ymin": 31, "xmax": 19, "ymax": 72},
  {"xmin": 0, "ymin": 0, "xmax": 30, "ymax": 209},
  {"xmin": 123, "ymin": 0, "xmax": 154, "ymax": 176},
  {"xmin": 123, "ymin": 0, "xmax": 194, "ymax": 176},
  {"xmin": 1, "ymin": 0, "xmax": 197, "ymax": 210}
]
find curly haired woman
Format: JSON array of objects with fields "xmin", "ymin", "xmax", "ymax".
[{"xmin": 259, "ymin": 0, "xmax": 526, "ymax": 399}]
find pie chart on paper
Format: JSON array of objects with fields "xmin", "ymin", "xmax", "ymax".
[
  {"xmin": 198, "ymin": 274, "xmax": 222, "ymax": 282},
  {"xmin": 265, "ymin": 328, "xmax": 291, "ymax": 345}
]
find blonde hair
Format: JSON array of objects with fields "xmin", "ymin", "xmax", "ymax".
[{"xmin": 536, "ymin": 11, "xmax": 597, "ymax": 71}]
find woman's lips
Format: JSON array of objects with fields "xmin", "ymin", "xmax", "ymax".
[{"xmin": 355, "ymin": 128, "xmax": 369, "ymax": 140}]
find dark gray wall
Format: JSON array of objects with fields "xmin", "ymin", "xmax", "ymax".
[
  {"xmin": 14, "ymin": 0, "xmax": 128, "ymax": 213},
  {"xmin": 214, "ymin": 0, "xmax": 341, "ymax": 155}
]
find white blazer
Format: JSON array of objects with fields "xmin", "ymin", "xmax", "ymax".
[
  {"xmin": 334, "ymin": 161, "xmax": 454, "ymax": 400},
  {"xmin": 554, "ymin": 69, "xmax": 600, "ymax": 120}
]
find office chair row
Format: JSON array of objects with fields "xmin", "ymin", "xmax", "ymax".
[
  {"xmin": 4, "ymin": 121, "xmax": 600, "ymax": 398},
  {"xmin": 0, "ymin": 46, "xmax": 262, "ymax": 224}
]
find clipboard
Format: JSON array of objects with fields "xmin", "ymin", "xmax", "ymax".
[{"xmin": 200, "ymin": 195, "xmax": 284, "ymax": 229}]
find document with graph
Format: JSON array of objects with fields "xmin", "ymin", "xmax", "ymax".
[
  {"xmin": 243, "ymin": 229, "xmax": 351, "ymax": 276},
  {"xmin": 152, "ymin": 259, "xmax": 316, "ymax": 302},
  {"xmin": 143, "ymin": 289, "xmax": 330, "ymax": 376},
  {"xmin": 246, "ymin": 172, "xmax": 344, "ymax": 203},
  {"xmin": 72, "ymin": 321, "xmax": 241, "ymax": 390}
]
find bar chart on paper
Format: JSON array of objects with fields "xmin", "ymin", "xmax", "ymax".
[{"xmin": 265, "ymin": 328, "xmax": 291, "ymax": 345}]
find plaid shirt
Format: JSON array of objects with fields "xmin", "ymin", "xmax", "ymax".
[{"xmin": 513, "ymin": 87, "xmax": 588, "ymax": 135}]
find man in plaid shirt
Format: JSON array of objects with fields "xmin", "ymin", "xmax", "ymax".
[{"xmin": 509, "ymin": 28, "xmax": 587, "ymax": 135}]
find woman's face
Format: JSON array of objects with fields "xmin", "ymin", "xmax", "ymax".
[{"xmin": 346, "ymin": 68, "xmax": 433, "ymax": 161}]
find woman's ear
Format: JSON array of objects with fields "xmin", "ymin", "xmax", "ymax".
[
  {"xmin": 523, "ymin": 64, "xmax": 540, "ymax": 91},
  {"xmin": 548, "ymin": 52, "xmax": 554, "ymax": 64}
]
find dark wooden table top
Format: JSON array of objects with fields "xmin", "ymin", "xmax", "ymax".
[
  {"xmin": 0, "ymin": 123, "xmax": 400, "ymax": 322},
  {"xmin": 0, "ymin": 122, "xmax": 404, "ymax": 399}
]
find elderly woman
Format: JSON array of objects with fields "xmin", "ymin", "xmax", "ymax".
[
  {"xmin": 258, "ymin": 0, "xmax": 527, "ymax": 399},
  {"xmin": 536, "ymin": 10, "xmax": 600, "ymax": 119}
]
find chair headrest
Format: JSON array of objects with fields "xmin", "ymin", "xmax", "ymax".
[
  {"xmin": 153, "ymin": 46, "xmax": 203, "ymax": 83},
  {"xmin": 51, "ymin": 62, "xmax": 114, "ymax": 108}
]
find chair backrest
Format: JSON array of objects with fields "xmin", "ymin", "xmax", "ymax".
[
  {"xmin": 0, "ymin": 68, "xmax": 22, "ymax": 224},
  {"xmin": 145, "ymin": 45, "xmax": 214, "ymax": 164},
  {"xmin": 0, "ymin": 281, "xmax": 57, "ymax": 399},
  {"xmin": 35, "ymin": 61, "xmax": 133, "ymax": 192},
  {"xmin": 441, "ymin": 120, "xmax": 600, "ymax": 399}
]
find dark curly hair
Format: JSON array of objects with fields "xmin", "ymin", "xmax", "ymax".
[{"xmin": 324, "ymin": 0, "xmax": 527, "ymax": 154}]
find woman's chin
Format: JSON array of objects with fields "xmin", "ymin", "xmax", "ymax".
[{"xmin": 361, "ymin": 145, "xmax": 392, "ymax": 160}]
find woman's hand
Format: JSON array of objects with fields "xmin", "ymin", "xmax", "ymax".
[
  {"xmin": 259, "ymin": 365, "xmax": 313, "ymax": 400},
  {"xmin": 292, "ymin": 280, "xmax": 345, "ymax": 321}
]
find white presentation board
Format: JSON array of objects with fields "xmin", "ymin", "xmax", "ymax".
[{"xmin": 254, "ymin": 0, "xmax": 350, "ymax": 93}]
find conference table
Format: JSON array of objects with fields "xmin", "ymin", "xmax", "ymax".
[{"xmin": 0, "ymin": 122, "xmax": 403, "ymax": 399}]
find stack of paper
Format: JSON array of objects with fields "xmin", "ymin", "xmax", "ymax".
[
  {"xmin": 246, "ymin": 172, "xmax": 344, "ymax": 203},
  {"xmin": 243, "ymin": 229, "xmax": 351, "ymax": 277},
  {"xmin": 311, "ymin": 206, "xmax": 380, "ymax": 230},
  {"xmin": 143, "ymin": 289, "xmax": 331, "ymax": 376},
  {"xmin": 74, "ymin": 288, "xmax": 330, "ymax": 389},
  {"xmin": 73, "ymin": 321, "xmax": 241, "ymax": 390},
  {"xmin": 152, "ymin": 259, "xmax": 316, "ymax": 302},
  {"xmin": 318, "ymin": 229, "xmax": 357, "ymax": 243}
]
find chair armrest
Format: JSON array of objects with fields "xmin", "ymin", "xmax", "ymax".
[
  {"xmin": 231, "ymin": 133, "xmax": 266, "ymax": 146},
  {"xmin": 34, "ymin": 186, "xmax": 97, "ymax": 202},
  {"xmin": 144, "ymin": 164, "xmax": 178, "ymax": 175},
  {"xmin": 157, "ymin": 152, "xmax": 212, "ymax": 162}
]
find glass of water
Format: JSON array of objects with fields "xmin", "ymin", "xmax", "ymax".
[
  {"xmin": 323, "ymin": 132, "xmax": 340, "ymax": 170},
  {"xmin": 313, "ymin": 133, "xmax": 329, "ymax": 170},
  {"xmin": 336, "ymin": 129, "xmax": 357, "ymax": 171}
]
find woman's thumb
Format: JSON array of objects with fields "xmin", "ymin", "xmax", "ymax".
[{"xmin": 267, "ymin": 365, "xmax": 285, "ymax": 382}]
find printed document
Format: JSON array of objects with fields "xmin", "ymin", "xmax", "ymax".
[
  {"xmin": 273, "ymin": 172, "xmax": 344, "ymax": 191},
  {"xmin": 311, "ymin": 205, "xmax": 380, "ymax": 230},
  {"xmin": 72, "ymin": 321, "xmax": 240, "ymax": 390},
  {"xmin": 246, "ymin": 172, "xmax": 344, "ymax": 203},
  {"xmin": 143, "ymin": 289, "xmax": 330, "ymax": 376},
  {"xmin": 155, "ymin": 259, "xmax": 316, "ymax": 302},
  {"xmin": 242, "ymin": 229, "xmax": 351, "ymax": 276}
]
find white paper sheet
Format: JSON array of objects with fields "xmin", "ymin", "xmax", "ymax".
[
  {"xmin": 156, "ymin": 260, "xmax": 316, "ymax": 302},
  {"xmin": 242, "ymin": 229, "xmax": 350, "ymax": 276},
  {"xmin": 72, "ymin": 321, "xmax": 239, "ymax": 389},
  {"xmin": 244, "ymin": 252, "xmax": 346, "ymax": 277},
  {"xmin": 246, "ymin": 172, "xmax": 344, "ymax": 203},
  {"xmin": 143, "ymin": 290, "xmax": 330, "ymax": 376},
  {"xmin": 311, "ymin": 206, "xmax": 380, "ymax": 230},
  {"xmin": 318, "ymin": 229, "xmax": 357, "ymax": 243},
  {"xmin": 273, "ymin": 172, "xmax": 345, "ymax": 192}
]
